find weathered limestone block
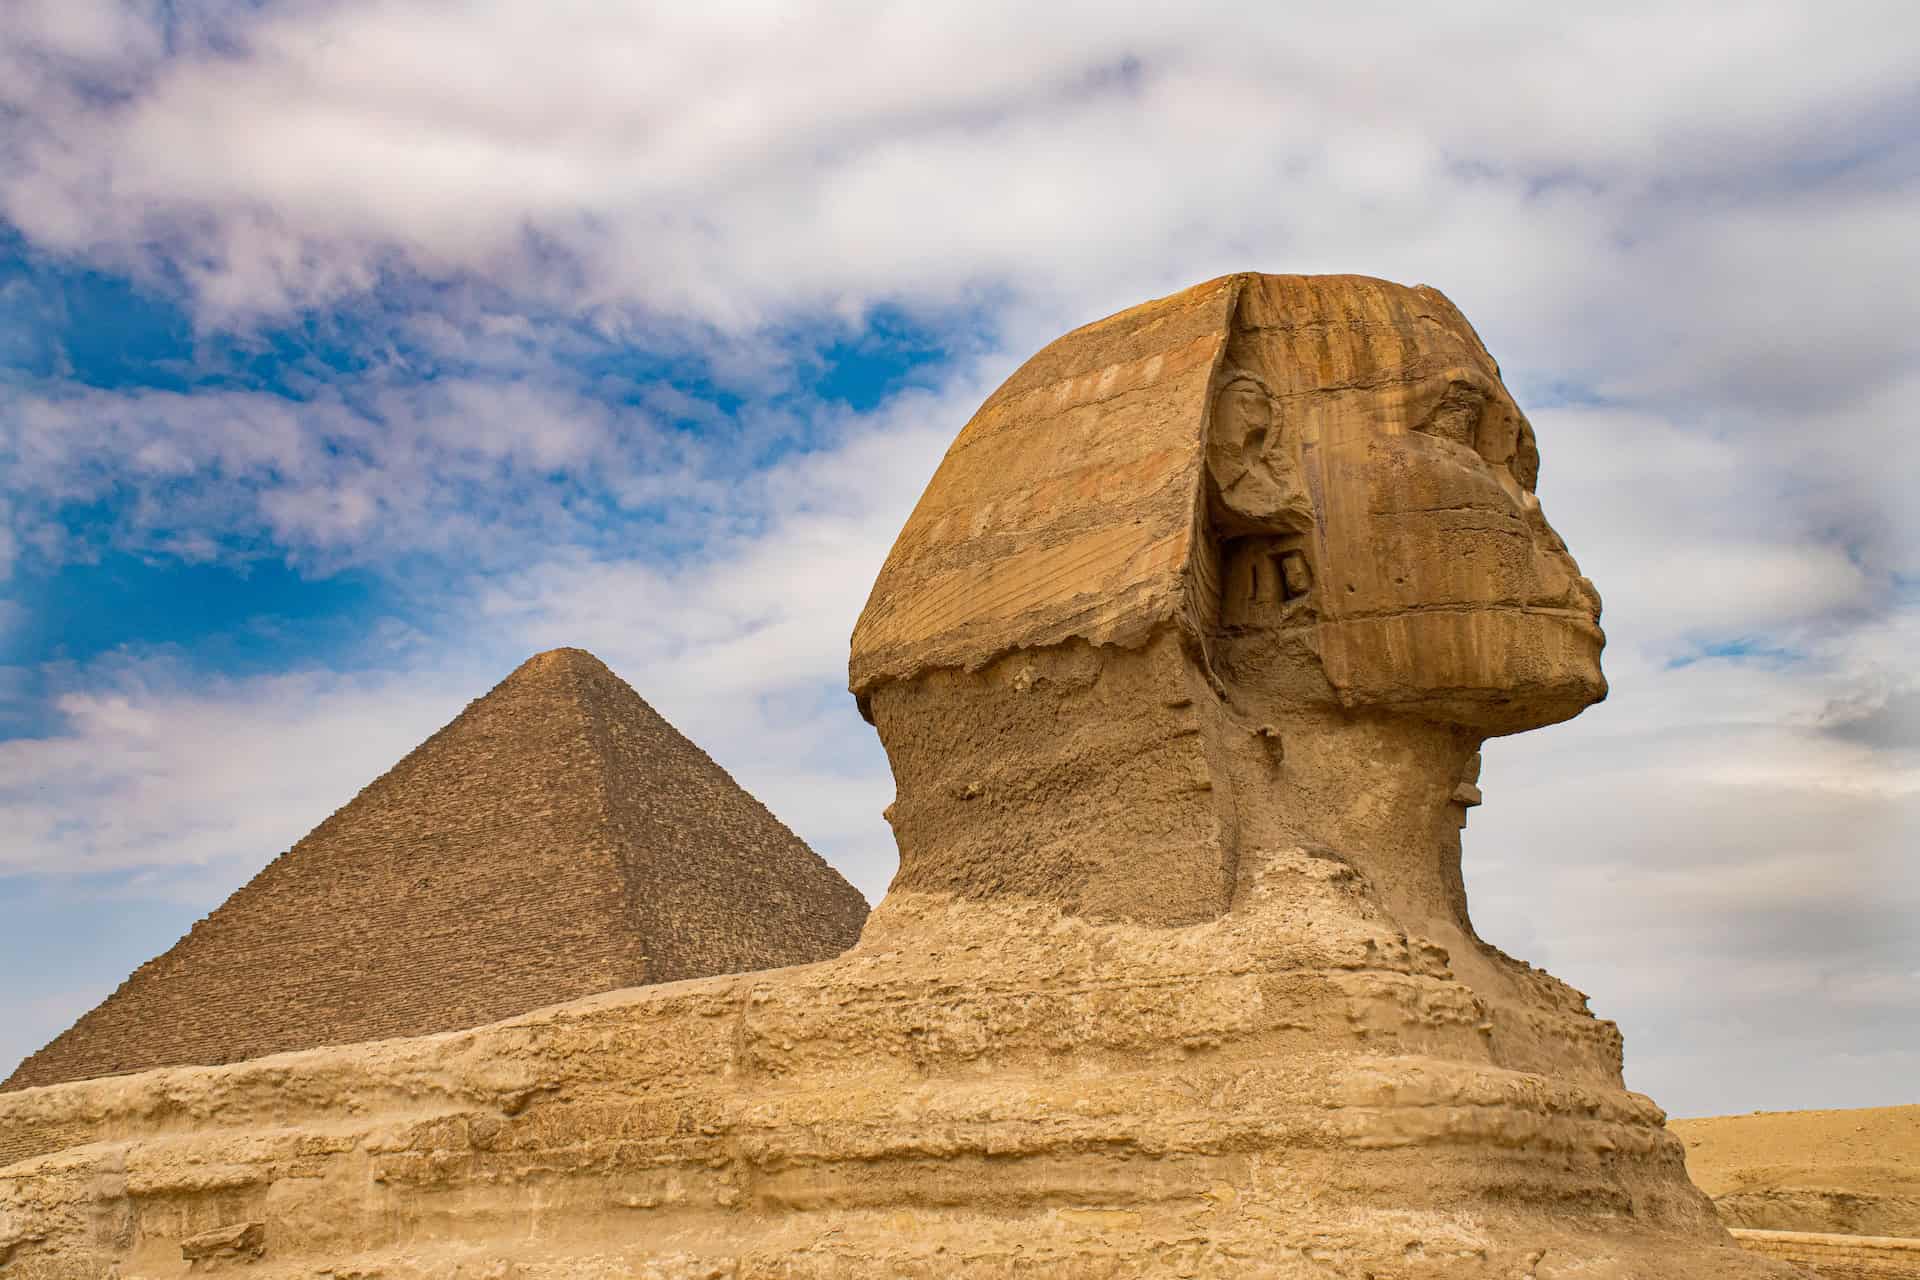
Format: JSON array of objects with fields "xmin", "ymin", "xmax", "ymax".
[
  {"xmin": 1729, "ymin": 1230, "xmax": 1920, "ymax": 1279},
  {"xmin": 179, "ymin": 1221, "xmax": 264, "ymax": 1264},
  {"xmin": 0, "ymin": 274, "xmax": 1795, "ymax": 1277}
]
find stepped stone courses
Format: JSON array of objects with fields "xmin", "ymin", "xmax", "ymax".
[
  {"xmin": 1729, "ymin": 1230, "xmax": 1920, "ymax": 1279},
  {"xmin": 0, "ymin": 274, "xmax": 1811, "ymax": 1276},
  {"xmin": 2, "ymin": 648, "xmax": 868, "ymax": 1093}
]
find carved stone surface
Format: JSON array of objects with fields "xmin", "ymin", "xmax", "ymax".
[{"xmin": 0, "ymin": 276, "xmax": 1796, "ymax": 1277}]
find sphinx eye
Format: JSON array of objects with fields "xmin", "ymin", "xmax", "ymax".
[
  {"xmin": 1416, "ymin": 382, "xmax": 1485, "ymax": 449},
  {"xmin": 1512, "ymin": 420, "xmax": 1540, "ymax": 491}
]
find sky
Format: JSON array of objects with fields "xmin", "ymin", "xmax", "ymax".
[{"xmin": 0, "ymin": 1, "xmax": 1914, "ymax": 1118}]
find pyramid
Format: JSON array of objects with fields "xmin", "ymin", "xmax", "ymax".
[{"xmin": 3, "ymin": 648, "xmax": 869, "ymax": 1091}]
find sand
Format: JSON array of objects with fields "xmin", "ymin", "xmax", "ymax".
[{"xmin": 1676, "ymin": 1104, "xmax": 1920, "ymax": 1238}]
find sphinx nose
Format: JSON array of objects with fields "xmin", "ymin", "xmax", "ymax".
[
  {"xmin": 1519, "ymin": 494, "xmax": 1595, "ymax": 610},
  {"xmin": 1521, "ymin": 492, "xmax": 1570, "ymax": 554}
]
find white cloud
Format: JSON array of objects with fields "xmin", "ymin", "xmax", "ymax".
[
  {"xmin": 1, "ymin": 371, "xmax": 716, "ymax": 572},
  {"xmin": 1529, "ymin": 405, "xmax": 1888, "ymax": 648},
  {"xmin": 1468, "ymin": 608, "xmax": 1920, "ymax": 1115},
  {"xmin": 0, "ymin": 656, "xmax": 473, "ymax": 879},
  {"xmin": 5, "ymin": 3, "xmax": 1914, "ymax": 345}
]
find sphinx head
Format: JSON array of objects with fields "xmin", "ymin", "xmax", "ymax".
[{"xmin": 850, "ymin": 274, "xmax": 1605, "ymax": 924}]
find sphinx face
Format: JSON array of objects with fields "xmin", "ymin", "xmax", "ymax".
[
  {"xmin": 1306, "ymin": 365, "xmax": 1605, "ymax": 732},
  {"xmin": 1212, "ymin": 285, "xmax": 1606, "ymax": 735}
]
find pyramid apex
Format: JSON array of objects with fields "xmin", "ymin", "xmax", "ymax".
[
  {"xmin": 512, "ymin": 646, "xmax": 616, "ymax": 678},
  {"xmin": 529, "ymin": 645, "xmax": 605, "ymax": 663}
]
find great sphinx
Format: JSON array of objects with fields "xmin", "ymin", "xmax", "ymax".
[{"xmin": 0, "ymin": 275, "xmax": 1791, "ymax": 1278}]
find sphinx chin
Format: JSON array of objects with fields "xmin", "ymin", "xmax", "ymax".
[{"xmin": 1320, "ymin": 603, "xmax": 1608, "ymax": 735}]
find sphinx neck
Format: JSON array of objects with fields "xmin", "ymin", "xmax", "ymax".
[{"xmin": 1242, "ymin": 709, "xmax": 1483, "ymax": 940}]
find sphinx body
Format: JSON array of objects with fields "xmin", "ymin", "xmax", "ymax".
[{"xmin": 0, "ymin": 276, "xmax": 1790, "ymax": 1278}]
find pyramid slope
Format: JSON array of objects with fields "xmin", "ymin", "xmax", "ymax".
[
  {"xmin": 4, "ymin": 649, "xmax": 868, "ymax": 1091},
  {"xmin": 566, "ymin": 654, "xmax": 871, "ymax": 983}
]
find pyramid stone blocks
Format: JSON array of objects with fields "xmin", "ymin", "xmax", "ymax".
[{"xmin": 2, "ymin": 648, "xmax": 867, "ymax": 1091}]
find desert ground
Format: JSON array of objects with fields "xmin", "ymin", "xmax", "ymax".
[
  {"xmin": 1678, "ymin": 1103, "xmax": 1920, "ymax": 1237},
  {"xmin": 1677, "ymin": 1104, "xmax": 1920, "ymax": 1276}
]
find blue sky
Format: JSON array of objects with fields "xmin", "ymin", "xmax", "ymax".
[{"xmin": 1, "ymin": 1, "xmax": 1915, "ymax": 1117}]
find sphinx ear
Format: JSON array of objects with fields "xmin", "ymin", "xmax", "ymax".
[
  {"xmin": 1207, "ymin": 372, "xmax": 1312, "ymax": 535},
  {"xmin": 1512, "ymin": 415, "xmax": 1541, "ymax": 491}
]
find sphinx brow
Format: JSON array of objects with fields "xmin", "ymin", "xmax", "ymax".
[
  {"xmin": 1429, "ymin": 366, "xmax": 1500, "ymax": 395},
  {"xmin": 1217, "ymin": 371, "xmax": 1274, "ymax": 394}
]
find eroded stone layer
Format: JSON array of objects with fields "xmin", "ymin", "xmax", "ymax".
[
  {"xmin": 2, "ymin": 848, "xmax": 1788, "ymax": 1278},
  {"xmin": 1730, "ymin": 1230, "xmax": 1920, "ymax": 1279}
]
